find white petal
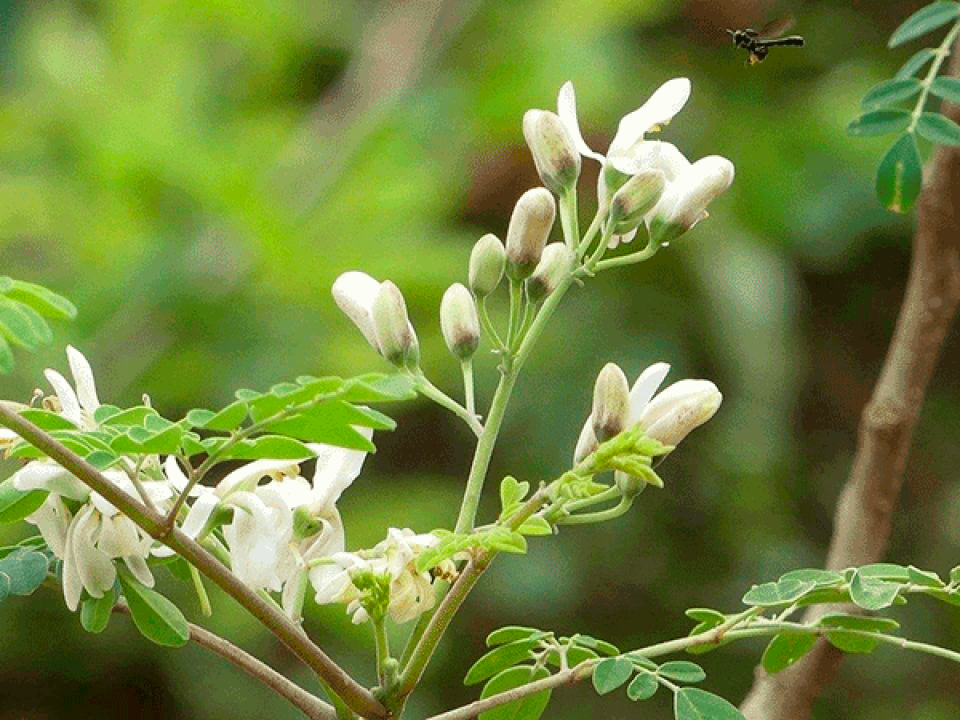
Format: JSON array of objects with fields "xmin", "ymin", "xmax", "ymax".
[
  {"xmin": 626, "ymin": 363, "xmax": 671, "ymax": 428},
  {"xmin": 573, "ymin": 416, "xmax": 598, "ymax": 463},
  {"xmin": 44, "ymin": 368, "xmax": 83, "ymax": 426},
  {"xmin": 216, "ymin": 459, "xmax": 303, "ymax": 498},
  {"xmin": 637, "ymin": 379, "xmax": 720, "ymax": 428},
  {"xmin": 26, "ymin": 495, "xmax": 72, "ymax": 557},
  {"xmin": 556, "ymin": 82, "xmax": 605, "ymax": 163},
  {"xmin": 66, "ymin": 346, "xmax": 100, "ymax": 415},
  {"xmin": 97, "ymin": 514, "xmax": 143, "ymax": 557},
  {"xmin": 181, "ymin": 493, "xmax": 220, "ymax": 539},
  {"xmin": 71, "ymin": 505, "xmax": 116, "ymax": 601},
  {"xmin": 164, "ymin": 456, "xmax": 191, "ymax": 491},
  {"xmin": 12, "ymin": 461, "xmax": 90, "ymax": 500},
  {"xmin": 123, "ymin": 554, "xmax": 155, "ymax": 587},
  {"xmin": 310, "ymin": 429, "xmax": 374, "ymax": 510},
  {"xmin": 332, "ymin": 271, "xmax": 383, "ymax": 350},
  {"xmin": 609, "ymin": 78, "xmax": 691, "ymax": 159},
  {"xmin": 648, "ymin": 156, "xmax": 734, "ymax": 229}
]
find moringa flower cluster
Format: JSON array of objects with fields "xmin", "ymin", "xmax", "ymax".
[{"xmin": 524, "ymin": 79, "xmax": 734, "ymax": 248}]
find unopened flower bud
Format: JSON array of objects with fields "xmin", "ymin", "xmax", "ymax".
[
  {"xmin": 573, "ymin": 418, "xmax": 598, "ymax": 464},
  {"xmin": 523, "ymin": 110, "xmax": 581, "ymax": 196},
  {"xmin": 647, "ymin": 156, "xmax": 734, "ymax": 245},
  {"xmin": 505, "ymin": 188, "xmax": 556, "ymax": 280},
  {"xmin": 440, "ymin": 283, "xmax": 480, "ymax": 360},
  {"xmin": 371, "ymin": 281, "xmax": 419, "ymax": 369},
  {"xmin": 332, "ymin": 271, "xmax": 383, "ymax": 351},
  {"xmin": 526, "ymin": 242, "xmax": 574, "ymax": 303},
  {"xmin": 469, "ymin": 234, "xmax": 506, "ymax": 298},
  {"xmin": 637, "ymin": 379, "xmax": 722, "ymax": 446},
  {"xmin": 592, "ymin": 363, "xmax": 630, "ymax": 443},
  {"xmin": 608, "ymin": 169, "xmax": 665, "ymax": 234}
]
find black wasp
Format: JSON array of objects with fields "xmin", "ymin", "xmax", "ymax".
[{"xmin": 727, "ymin": 17, "xmax": 804, "ymax": 65}]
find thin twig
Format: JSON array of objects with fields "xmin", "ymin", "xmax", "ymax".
[
  {"xmin": 114, "ymin": 601, "xmax": 336, "ymax": 720},
  {"xmin": 740, "ymin": 45, "xmax": 960, "ymax": 720}
]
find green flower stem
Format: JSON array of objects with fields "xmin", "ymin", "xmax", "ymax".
[
  {"xmin": 506, "ymin": 277, "xmax": 524, "ymax": 349},
  {"xmin": 555, "ymin": 496, "xmax": 633, "ymax": 525},
  {"xmin": 560, "ymin": 485, "xmax": 620, "ymax": 514},
  {"xmin": 461, "ymin": 359, "xmax": 476, "ymax": 418},
  {"xmin": 576, "ymin": 212, "xmax": 604, "ymax": 261},
  {"xmin": 412, "ymin": 372, "xmax": 484, "ymax": 438},
  {"xmin": 908, "ymin": 20, "xmax": 960, "ymax": 134},
  {"xmin": 190, "ymin": 563, "xmax": 213, "ymax": 617},
  {"xmin": 592, "ymin": 235, "xmax": 661, "ymax": 273},
  {"xmin": 0, "ymin": 404, "xmax": 387, "ymax": 720},
  {"xmin": 558, "ymin": 189, "xmax": 580, "ymax": 250},
  {"xmin": 373, "ymin": 617, "xmax": 391, "ymax": 686},
  {"xmin": 454, "ymin": 270, "xmax": 577, "ymax": 535},
  {"xmin": 477, "ymin": 298, "xmax": 506, "ymax": 352}
]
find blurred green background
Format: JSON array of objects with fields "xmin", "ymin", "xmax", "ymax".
[{"xmin": 3, "ymin": 0, "xmax": 960, "ymax": 718}]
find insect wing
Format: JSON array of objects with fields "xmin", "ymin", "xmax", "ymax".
[{"xmin": 757, "ymin": 16, "xmax": 795, "ymax": 40}]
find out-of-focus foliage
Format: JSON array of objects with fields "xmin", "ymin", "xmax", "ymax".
[{"xmin": 2, "ymin": 1, "xmax": 960, "ymax": 719}]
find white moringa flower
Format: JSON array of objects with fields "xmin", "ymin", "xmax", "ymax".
[
  {"xmin": 557, "ymin": 79, "xmax": 691, "ymax": 175},
  {"xmin": 10, "ymin": 347, "xmax": 174, "ymax": 610},
  {"xmin": 312, "ymin": 528, "xmax": 454, "ymax": 624},
  {"xmin": 574, "ymin": 362, "xmax": 722, "ymax": 462},
  {"xmin": 16, "ymin": 468, "xmax": 175, "ymax": 610},
  {"xmin": 162, "ymin": 431, "xmax": 374, "ymax": 616},
  {"xmin": 43, "ymin": 345, "xmax": 102, "ymax": 429}
]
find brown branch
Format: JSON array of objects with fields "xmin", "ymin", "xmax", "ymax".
[
  {"xmin": 113, "ymin": 602, "xmax": 336, "ymax": 720},
  {"xmin": 0, "ymin": 404, "xmax": 386, "ymax": 720},
  {"xmin": 740, "ymin": 48, "xmax": 960, "ymax": 720}
]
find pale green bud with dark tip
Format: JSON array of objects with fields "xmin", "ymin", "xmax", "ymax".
[
  {"xmin": 371, "ymin": 281, "xmax": 419, "ymax": 369},
  {"xmin": 597, "ymin": 161, "xmax": 633, "ymax": 216},
  {"xmin": 525, "ymin": 242, "xmax": 574, "ymax": 303},
  {"xmin": 608, "ymin": 169, "xmax": 665, "ymax": 235},
  {"xmin": 523, "ymin": 109, "xmax": 581, "ymax": 196},
  {"xmin": 440, "ymin": 283, "xmax": 480, "ymax": 360},
  {"xmin": 468, "ymin": 233, "xmax": 506, "ymax": 298},
  {"xmin": 592, "ymin": 362, "xmax": 630, "ymax": 443},
  {"xmin": 505, "ymin": 188, "xmax": 556, "ymax": 280}
]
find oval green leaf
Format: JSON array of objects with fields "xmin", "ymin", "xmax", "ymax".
[
  {"xmin": 0, "ymin": 548, "xmax": 49, "ymax": 596},
  {"xmin": 592, "ymin": 657, "xmax": 634, "ymax": 695},
  {"xmin": 825, "ymin": 630, "xmax": 877, "ymax": 653},
  {"xmin": 916, "ymin": 112, "xmax": 960, "ymax": 145},
  {"xmin": 658, "ymin": 660, "xmax": 705, "ymax": 684},
  {"xmin": 929, "ymin": 75, "xmax": 960, "ymax": 104},
  {"xmin": 889, "ymin": 2, "xmax": 960, "ymax": 48},
  {"xmin": 117, "ymin": 569, "xmax": 189, "ymax": 647},
  {"xmin": 0, "ymin": 479, "xmax": 48, "ymax": 524},
  {"xmin": 779, "ymin": 569, "xmax": 845, "ymax": 587},
  {"xmin": 876, "ymin": 133, "xmax": 922, "ymax": 213},
  {"xmin": 0, "ymin": 278, "xmax": 76, "ymax": 319},
  {"xmin": 861, "ymin": 78, "xmax": 922, "ymax": 110},
  {"xmin": 818, "ymin": 614, "xmax": 900, "ymax": 633},
  {"xmin": 465, "ymin": 638, "xmax": 542, "ymax": 685},
  {"xmin": 761, "ymin": 632, "xmax": 818, "ymax": 674},
  {"xmin": 675, "ymin": 688, "xmax": 746, "ymax": 720},
  {"xmin": 896, "ymin": 48, "xmax": 937, "ymax": 79},
  {"xmin": 627, "ymin": 672, "xmax": 659, "ymax": 701},
  {"xmin": 81, "ymin": 591, "xmax": 116, "ymax": 634},
  {"xmin": 849, "ymin": 571, "xmax": 900, "ymax": 610},
  {"xmin": 907, "ymin": 565, "xmax": 943, "ymax": 587},
  {"xmin": 479, "ymin": 665, "xmax": 551, "ymax": 720},
  {"xmin": 848, "ymin": 109, "xmax": 911, "ymax": 137},
  {"xmin": 742, "ymin": 579, "xmax": 816, "ymax": 607},
  {"xmin": 486, "ymin": 626, "xmax": 545, "ymax": 647}
]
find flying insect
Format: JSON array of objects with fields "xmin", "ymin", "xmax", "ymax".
[{"xmin": 727, "ymin": 17, "xmax": 805, "ymax": 65}]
